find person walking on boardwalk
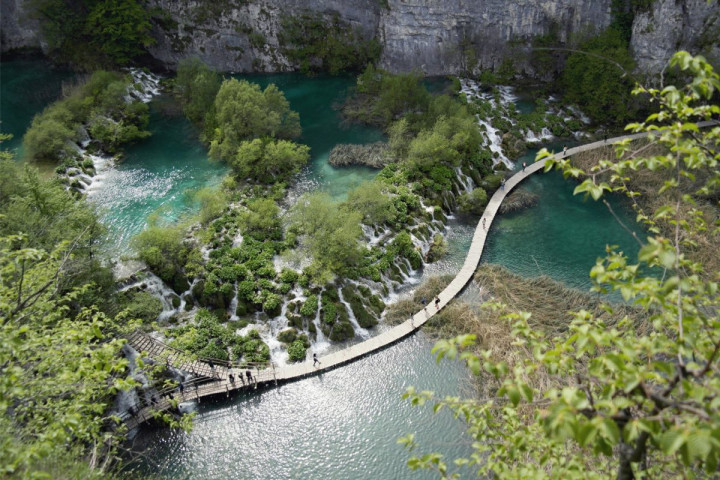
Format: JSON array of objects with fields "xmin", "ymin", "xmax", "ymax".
[
  {"xmin": 434, "ymin": 296, "xmax": 440, "ymax": 309},
  {"xmin": 245, "ymin": 369, "xmax": 253, "ymax": 385},
  {"xmin": 482, "ymin": 218, "xmax": 486, "ymax": 231},
  {"xmin": 522, "ymin": 161, "xmax": 527, "ymax": 171},
  {"xmin": 313, "ymin": 353, "xmax": 321, "ymax": 367},
  {"xmin": 500, "ymin": 178, "xmax": 506, "ymax": 191},
  {"xmin": 563, "ymin": 145, "xmax": 568, "ymax": 156}
]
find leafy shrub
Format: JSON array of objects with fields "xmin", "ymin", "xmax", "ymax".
[
  {"xmin": 287, "ymin": 339, "xmax": 307, "ymax": 362},
  {"xmin": 300, "ymin": 295, "xmax": 318, "ymax": 317}
]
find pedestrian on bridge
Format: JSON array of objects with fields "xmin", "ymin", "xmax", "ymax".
[
  {"xmin": 246, "ymin": 369, "xmax": 254, "ymax": 385},
  {"xmin": 313, "ymin": 353, "xmax": 321, "ymax": 367}
]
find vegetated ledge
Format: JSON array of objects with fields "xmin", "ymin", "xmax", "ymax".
[{"xmin": 328, "ymin": 142, "xmax": 390, "ymax": 168}]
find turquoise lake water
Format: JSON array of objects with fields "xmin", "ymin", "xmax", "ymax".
[{"xmin": 2, "ymin": 59, "xmax": 644, "ymax": 479}]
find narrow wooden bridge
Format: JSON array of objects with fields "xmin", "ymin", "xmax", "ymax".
[{"xmin": 122, "ymin": 123, "xmax": 716, "ymax": 430}]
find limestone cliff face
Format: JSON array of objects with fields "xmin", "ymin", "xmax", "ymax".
[
  {"xmin": 0, "ymin": 0, "xmax": 41, "ymax": 52},
  {"xmin": 630, "ymin": 0, "xmax": 720, "ymax": 75},
  {"xmin": 377, "ymin": 0, "xmax": 612, "ymax": 76},
  {"xmin": 1, "ymin": 0, "xmax": 717, "ymax": 76},
  {"xmin": 143, "ymin": 0, "xmax": 380, "ymax": 72},
  {"xmin": 145, "ymin": 0, "xmax": 612, "ymax": 75}
]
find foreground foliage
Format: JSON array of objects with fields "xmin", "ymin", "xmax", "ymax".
[
  {"xmin": 403, "ymin": 52, "xmax": 720, "ymax": 479},
  {"xmin": 0, "ymin": 143, "xmax": 137, "ymax": 477}
]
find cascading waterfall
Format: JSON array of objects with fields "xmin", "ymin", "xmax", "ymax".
[
  {"xmin": 453, "ymin": 166, "xmax": 474, "ymax": 194},
  {"xmin": 120, "ymin": 272, "xmax": 185, "ymax": 322},
  {"xmin": 337, "ymin": 289, "xmax": 371, "ymax": 340},
  {"xmin": 65, "ymin": 70, "xmax": 163, "ymax": 195}
]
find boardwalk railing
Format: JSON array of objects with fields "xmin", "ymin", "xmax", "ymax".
[{"xmin": 123, "ymin": 122, "xmax": 718, "ymax": 428}]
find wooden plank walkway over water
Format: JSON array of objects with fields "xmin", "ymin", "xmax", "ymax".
[{"xmin": 123, "ymin": 123, "xmax": 717, "ymax": 429}]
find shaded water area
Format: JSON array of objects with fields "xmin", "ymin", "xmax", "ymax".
[
  {"xmin": 0, "ymin": 57, "xmax": 77, "ymax": 162},
  {"xmin": 3, "ymin": 60, "xmax": 644, "ymax": 479}
]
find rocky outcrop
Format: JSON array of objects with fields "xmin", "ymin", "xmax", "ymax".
[
  {"xmin": 2, "ymin": 0, "xmax": 717, "ymax": 77},
  {"xmin": 630, "ymin": 0, "xmax": 720, "ymax": 76},
  {"xmin": 144, "ymin": 0, "xmax": 380, "ymax": 72},
  {"xmin": 378, "ymin": 0, "xmax": 612, "ymax": 76},
  {"xmin": 0, "ymin": 0, "xmax": 41, "ymax": 51}
]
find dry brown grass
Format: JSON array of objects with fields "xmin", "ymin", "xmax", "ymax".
[
  {"xmin": 422, "ymin": 265, "xmax": 644, "ymax": 396},
  {"xmin": 384, "ymin": 275, "xmax": 453, "ymax": 325},
  {"xmin": 498, "ymin": 188, "xmax": 539, "ymax": 214}
]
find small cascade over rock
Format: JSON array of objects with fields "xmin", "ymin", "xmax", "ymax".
[{"xmin": 59, "ymin": 69, "xmax": 163, "ymax": 195}]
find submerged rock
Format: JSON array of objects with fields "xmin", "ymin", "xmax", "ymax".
[{"xmin": 499, "ymin": 189, "xmax": 540, "ymax": 214}]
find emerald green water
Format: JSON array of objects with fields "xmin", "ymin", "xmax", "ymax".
[
  {"xmin": 235, "ymin": 74, "xmax": 384, "ymax": 200},
  {"xmin": 88, "ymin": 101, "xmax": 228, "ymax": 257},
  {"xmin": 0, "ymin": 57, "xmax": 76, "ymax": 155},
  {"xmin": 90, "ymin": 74, "xmax": 383, "ymax": 257},
  {"xmin": 3, "ymin": 60, "xmax": 644, "ymax": 479}
]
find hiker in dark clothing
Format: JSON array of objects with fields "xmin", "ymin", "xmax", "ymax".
[
  {"xmin": 434, "ymin": 297, "xmax": 440, "ymax": 309},
  {"xmin": 246, "ymin": 370, "xmax": 253, "ymax": 384},
  {"xmin": 313, "ymin": 353, "xmax": 321, "ymax": 367}
]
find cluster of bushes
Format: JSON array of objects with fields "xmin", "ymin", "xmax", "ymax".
[
  {"xmin": 277, "ymin": 328, "xmax": 311, "ymax": 362},
  {"xmin": 175, "ymin": 59, "xmax": 310, "ymax": 184},
  {"xmin": 169, "ymin": 309, "xmax": 270, "ymax": 363},
  {"xmin": 132, "ymin": 218, "xmax": 194, "ymax": 294},
  {"xmin": 279, "ymin": 12, "xmax": 381, "ymax": 75},
  {"xmin": 23, "ymin": 70, "xmax": 150, "ymax": 164},
  {"xmin": 0, "ymin": 137, "xmax": 116, "ymax": 303},
  {"xmin": 344, "ymin": 66, "xmax": 431, "ymax": 126}
]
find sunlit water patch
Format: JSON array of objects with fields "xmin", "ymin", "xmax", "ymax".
[{"xmin": 128, "ymin": 333, "xmax": 475, "ymax": 480}]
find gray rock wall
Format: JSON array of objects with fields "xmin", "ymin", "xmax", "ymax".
[
  {"xmin": 144, "ymin": 0, "xmax": 380, "ymax": 72},
  {"xmin": 378, "ymin": 0, "xmax": 612, "ymax": 75},
  {"xmin": 630, "ymin": 0, "xmax": 720, "ymax": 76},
  {"xmin": 1, "ymin": 0, "xmax": 717, "ymax": 76},
  {"xmin": 0, "ymin": 0, "xmax": 41, "ymax": 52}
]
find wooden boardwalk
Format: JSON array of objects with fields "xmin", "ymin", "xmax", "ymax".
[{"xmin": 123, "ymin": 123, "xmax": 717, "ymax": 429}]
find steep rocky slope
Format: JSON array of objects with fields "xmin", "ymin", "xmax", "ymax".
[{"xmin": 2, "ymin": 0, "xmax": 717, "ymax": 76}]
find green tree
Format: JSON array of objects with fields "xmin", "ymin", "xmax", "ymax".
[
  {"xmin": 344, "ymin": 180, "xmax": 398, "ymax": 225},
  {"xmin": 131, "ymin": 217, "xmax": 191, "ymax": 293},
  {"xmin": 194, "ymin": 186, "xmax": 228, "ymax": 225},
  {"xmin": 0, "ymin": 236, "xmax": 138, "ymax": 478},
  {"xmin": 0, "ymin": 149, "xmax": 112, "ymax": 298},
  {"xmin": 457, "ymin": 187, "xmax": 488, "ymax": 215},
  {"xmin": 289, "ymin": 193, "xmax": 363, "ymax": 280},
  {"xmin": 175, "ymin": 57, "xmax": 222, "ymax": 130},
  {"xmin": 403, "ymin": 52, "xmax": 720, "ymax": 479},
  {"xmin": 84, "ymin": 0, "xmax": 154, "ymax": 65},
  {"xmin": 209, "ymin": 79, "xmax": 301, "ymax": 162},
  {"xmin": 29, "ymin": 0, "xmax": 154, "ymax": 67},
  {"xmin": 562, "ymin": 27, "xmax": 636, "ymax": 125},
  {"xmin": 240, "ymin": 198, "xmax": 283, "ymax": 241},
  {"xmin": 23, "ymin": 70, "xmax": 150, "ymax": 163},
  {"xmin": 232, "ymin": 138, "xmax": 310, "ymax": 183}
]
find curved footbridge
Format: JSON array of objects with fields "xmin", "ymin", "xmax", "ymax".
[{"xmin": 123, "ymin": 123, "xmax": 716, "ymax": 430}]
